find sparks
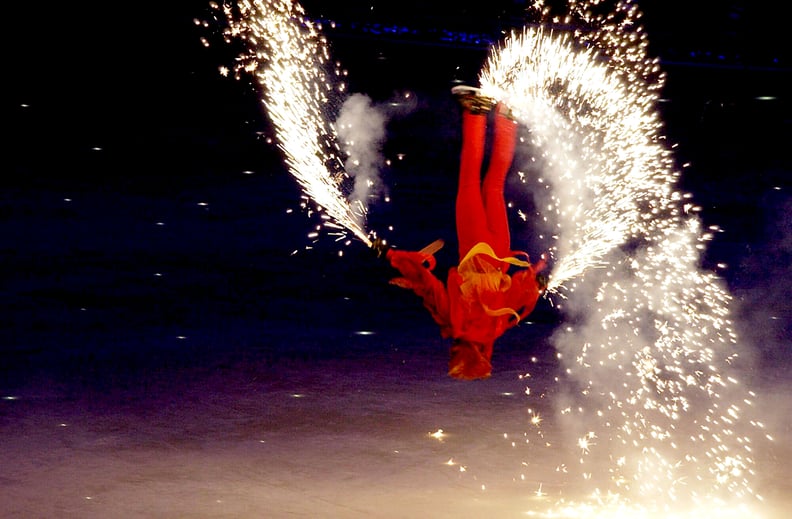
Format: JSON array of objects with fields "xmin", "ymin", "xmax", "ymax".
[
  {"xmin": 578, "ymin": 432, "xmax": 597, "ymax": 454},
  {"xmin": 478, "ymin": 0, "xmax": 765, "ymax": 513},
  {"xmin": 429, "ymin": 429, "xmax": 446, "ymax": 441},
  {"xmin": 212, "ymin": 0, "xmax": 372, "ymax": 247}
]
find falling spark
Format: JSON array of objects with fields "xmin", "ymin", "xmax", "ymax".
[
  {"xmin": 577, "ymin": 432, "xmax": 596, "ymax": 455},
  {"xmin": 429, "ymin": 429, "xmax": 446, "ymax": 441}
]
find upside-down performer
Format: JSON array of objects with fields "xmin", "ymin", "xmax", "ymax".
[{"xmin": 373, "ymin": 86, "xmax": 547, "ymax": 380}]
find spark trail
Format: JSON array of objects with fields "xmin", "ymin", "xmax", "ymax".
[
  {"xmin": 478, "ymin": 0, "xmax": 767, "ymax": 514},
  {"xmin": 204, "ymin": 0, "xmax": 371, "ymax": 247}
]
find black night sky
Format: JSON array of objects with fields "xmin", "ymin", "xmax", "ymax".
[{"xmin": 3, "ymin": 1, "xmax": 791, "ymax": 516}]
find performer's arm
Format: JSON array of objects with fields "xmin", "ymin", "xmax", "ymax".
[{"xmin": 386, "ymin": 249, "xmax": 451, "ymax": 328}]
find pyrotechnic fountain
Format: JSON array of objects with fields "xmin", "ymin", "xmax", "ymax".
[
  {"xmin": 203, "ymin": 0, "xmax": 770, "ymax": 515},
  {"xmin": 479, "ymin": 2, "xmax": 768, "ymax": 515},
  {"xmin": 202, "ymin": 0, "xmax": 374, "ymax": 247}
]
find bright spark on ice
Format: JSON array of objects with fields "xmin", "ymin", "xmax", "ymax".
[{"xmin": 429, "ymin": 429, "xmax": 447, "ymax": 442}]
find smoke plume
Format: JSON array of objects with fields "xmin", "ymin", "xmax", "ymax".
[{"xmin": 335, "ymin": 94, "xmax": 388, "ymax": 215}]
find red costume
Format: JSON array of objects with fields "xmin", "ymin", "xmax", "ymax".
[{"xmin": 386, "ymin": 102, "xmax": 546, "ymax": 380}]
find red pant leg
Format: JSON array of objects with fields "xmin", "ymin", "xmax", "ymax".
[
  {"xmin": 455, "ymin": 111, "xmax": 491, "ymax": 259},
  {"xmin": 482, "ymin": 111, "xmax": 518, "ymax": 258},
  {"xmin": 456, "ymin": 109, "xmax": 517, "ymax": 260}
]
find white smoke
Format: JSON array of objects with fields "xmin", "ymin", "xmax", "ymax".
[{"xmin": 334, "ymin": 94, "xmax": 388, "ymax": 214}]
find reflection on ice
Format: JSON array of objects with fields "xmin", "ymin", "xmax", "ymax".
[{"xmin": 1, "ymin": 330, "xmax": 788, "ymax": 518}]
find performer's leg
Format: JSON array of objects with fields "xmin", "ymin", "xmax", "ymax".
[
  {"xmin": 456, "ymin": 110, "xmax": 492, "ymax": 259},
  {"xmin": 482, "ymin": 105, "xmax": 518, "ymax": 258}
]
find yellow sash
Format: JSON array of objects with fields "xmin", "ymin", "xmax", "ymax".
[{"xmin": 457, "ymin": 242, "xmax": 531, "ymax": 321}]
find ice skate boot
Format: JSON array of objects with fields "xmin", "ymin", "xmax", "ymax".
[
  {"xmin": 451, "ymin": 85, "xmax": 495, "ymax": 115},
  {"xmin": 495, "ymin": 101, "xmax": 517, "ymax": 123}
]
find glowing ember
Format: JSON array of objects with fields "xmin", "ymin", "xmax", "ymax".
[{"xmin": 429, "ymin": 429, "xmax": 446, "ymax": 441}]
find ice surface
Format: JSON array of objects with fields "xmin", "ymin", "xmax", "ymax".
[{"xmin": 1, "ymin": 315, "xmax": 790, "ymax": 518}]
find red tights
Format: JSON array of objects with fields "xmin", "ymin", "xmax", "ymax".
[{"xmin": 455, "ymin": 109, "xmax": 518, "ymax": 260}]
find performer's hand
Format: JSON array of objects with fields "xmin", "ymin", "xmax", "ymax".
[
  {"xmin": 533, "ymin": 252, "xmax": 549, "ymax": 277},
  {"xmin": 370, "ymin": 237, "xmax": 391, "ymax": 260},
  {"xmin": 387, "ymin": 249, "xmax": 431, "ymax": 269},
  {"xmin": 535, "ymin": 272, "xmax": 549, "ymax": 292}
]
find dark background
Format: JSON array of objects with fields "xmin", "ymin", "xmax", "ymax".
[{"xmin": 4, "ymin": 0, "xmax": 790, "ymax": 383}]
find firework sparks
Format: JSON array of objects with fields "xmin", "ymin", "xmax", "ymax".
[
  {"xmin": 480, "ymin": 8, "xmax": 669, "ymax": 295},
  {"xmin": 208, "ymin": 0, "xmax": 372, "ymax": 247},
  {"xmin": 578, "ymin": 432, "xmax": 597, "ymax": 455},
  {"xmin": 478, "ymin": 0, "xmax": 766, "ymax": 514},
  {"xmin": 429, "ymin": 428, "xmax": 447, "ymax": 441}
]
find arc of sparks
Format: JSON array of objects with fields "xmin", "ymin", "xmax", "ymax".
[
  {"xmin": 479, "ymin": 1, "xmax": 764, "ymax": 511},
  {"xmin": 480, "ymin": 22, "xmax": 672, "ymax": 294},
  {"xmin": 213, "ymin": 0, "xmax": 372, "ymax": 247}
]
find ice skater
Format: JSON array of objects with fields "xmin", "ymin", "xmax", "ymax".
[{"xmin": 373, "ymin": 86, "xmax": 547, "ymax": 380}]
